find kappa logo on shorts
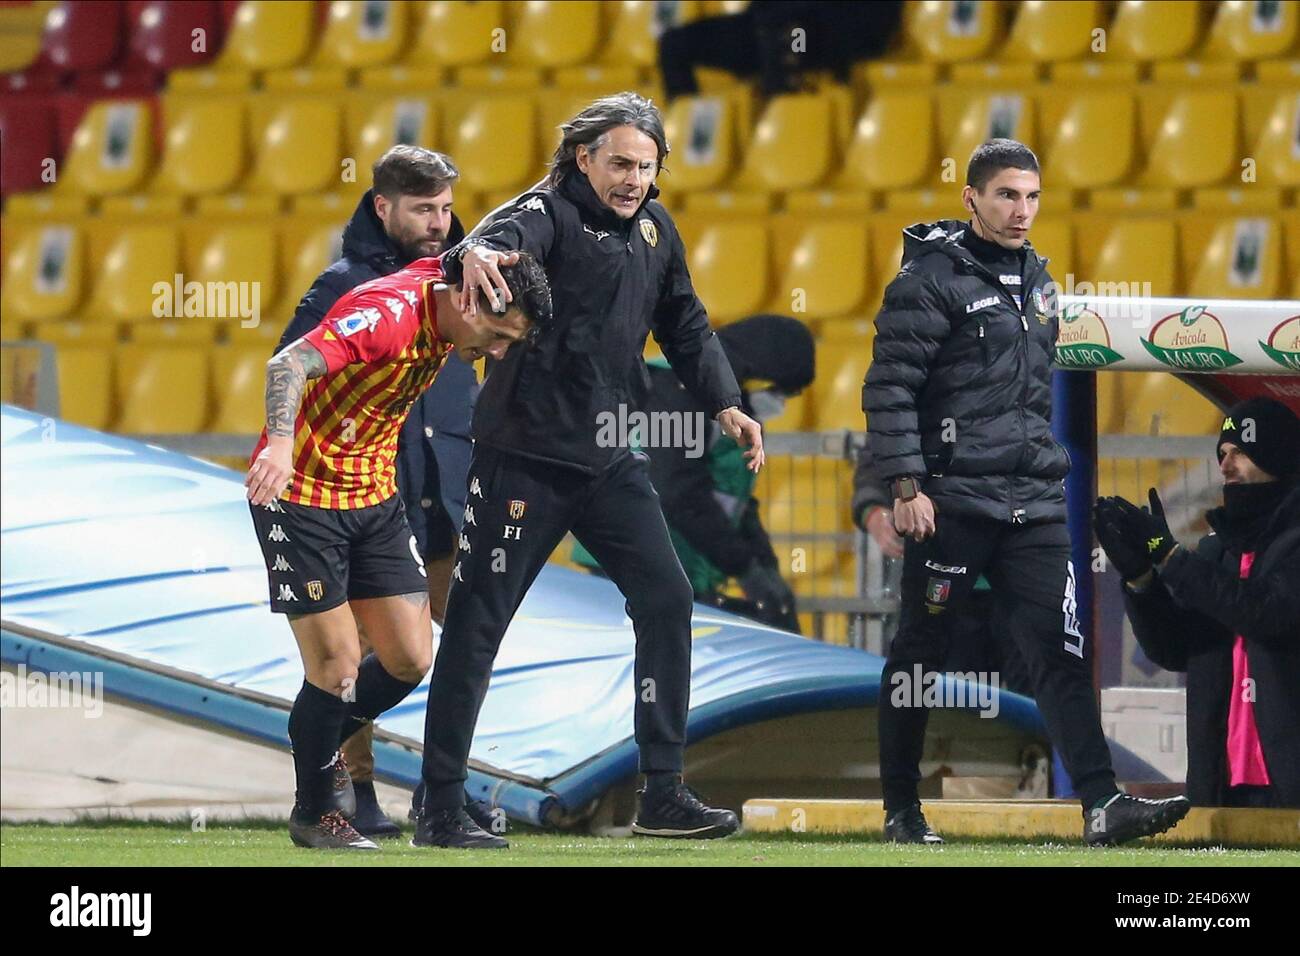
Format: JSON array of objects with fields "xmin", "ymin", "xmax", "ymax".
[
  {"xmin": 267, "ymin": 524, "xmax": 290, "ymax": 543},
  {"xmin": 306, "ymin": 580, "xmax": 324, "ymax": 601},
  {"xmin": 924, "ymin": 560, "xmax": 968, "ymax": 575},
  {"xmin": 278, "ymin": 583, "xmax": 299, "ymax": 602},
  {"xmin": 508, "ymin": 499, "xmax": 527, "ymax": 520},
  {"xmin": 469, "ymin": 476, "xmax": 483, "ymax": 499},
  {"xmin": 271, "ymin": 554, "xmax": 294, "ymax": 572},
  {"xmin": 458, "ymin": 533, "xmax": 472, "ymax": 553},
  {"xmin": 262, "ymin": 499, "xmax": 284, "ymax": 513},
  {"xmin": 463, "ymin": 505, "xmax": 477, "ymax": 527}
]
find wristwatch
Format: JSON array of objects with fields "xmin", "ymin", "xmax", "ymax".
[{"xmin": 890, "ymin": 476, "xmax": 920, "ymax": 502}]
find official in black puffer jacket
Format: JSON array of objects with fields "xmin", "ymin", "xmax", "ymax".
[
  {"xmin": 861, "ymin": 140, "xmax": 1189, "ymax": 847},
  {"xmin": 1098, "ymin": 399, "xmax": 1300, "ymax": 808}
]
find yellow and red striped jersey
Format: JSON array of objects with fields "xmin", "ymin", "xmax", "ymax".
[{"xmin": 249, "ymin": 257, "xmax": 451, "ymax": 509}]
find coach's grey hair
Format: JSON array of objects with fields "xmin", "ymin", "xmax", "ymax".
[{"xmin": 547, "ymin": 91, "xmax": 669, "ymax": 187}]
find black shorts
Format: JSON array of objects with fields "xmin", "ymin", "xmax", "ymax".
[{"xmin": 249, "ymin": 494, "xmax": 429, "ymax": 615}]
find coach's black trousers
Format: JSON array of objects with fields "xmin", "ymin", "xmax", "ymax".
[
  {"xmin": 420, "ymin": 446, "xmax": 695, "ymax": 812},
  {"xmin": 878, "ymin": 514, "xmax": 1117, "ymax": 812}
]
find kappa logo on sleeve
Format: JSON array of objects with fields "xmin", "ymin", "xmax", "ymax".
[
  {"xmin": 384, "ymin": 296, "xmax": 405, "ymax": 322},
  {"xmin": 519, "ymin": 196, "xmax": 546, "ymax": 214},
  {"xmin": 334, "ymin": 307, "xmax": 383, "ymax": 337}
]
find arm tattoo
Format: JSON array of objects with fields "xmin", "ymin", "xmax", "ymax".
[{"xmin": 265, "ymin": 340, "xmax": 327, "ymax": 438}]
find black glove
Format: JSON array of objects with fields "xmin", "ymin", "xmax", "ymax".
[
  {"xmin": 1105, "ymin": 489, "xmax": 1179, "ymax": 568},
  {"xmin": 1094, "ymin": 496, "xmax": 1152, "ymax": 581}
]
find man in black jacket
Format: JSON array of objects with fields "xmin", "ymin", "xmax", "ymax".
[
  {"xmin": 413, "ymin": 93, "xmax": 764, "ymax": 849},
  {"xmin": 863, "ymin": 139, "xmax": 1189, "ymax": 845},
  {"xmin": 1096, "ymin": 398, "xmax": 1300, "ymax": 809},
  {"xmin": 275, "ymin": 145, "xmax": 484, "ymax": 838}
]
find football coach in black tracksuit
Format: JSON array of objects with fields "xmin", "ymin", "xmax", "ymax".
[
  {"xmin": 863, "ymin": 139, "xmax": 1190, "ymax": 846},
  {"xmin": 412, "ymin": 92, "xmax": 764, "ymax": 849}
]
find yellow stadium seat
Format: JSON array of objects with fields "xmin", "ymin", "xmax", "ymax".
[
  {"xmin": 906, "ymin": 0, "xmax": 1002, "ymax": 63},
  {"xmin": 246, "ymin": 98, "xmax": 342, "ymax": 195},
  {"xmin": 211, "ymin": 346, "xmax": 272, "ymax": 434},
  {"xmin": 536, "ymin": 89, "xmax": 602, "ymax": 167},
  {"xmin": 1257, "ymin": 60, "xmax": 1300, "ymax": 84},
  {"xmin": 761, "ymin": 458, "xmax": 855, "ymax": 535},
  {"xmin": 1002, "ymin": 0, "xmax": 1102, "ymax": 62},
  {"xmin": 1244, "ymin": 89, "xmax": 1300, "ymax": 187},
  {"xmin": 550, "ymin": 65, "xmax": 644, "ymax": 92},
  {"xmin": 126, "ymin": 320, "xmax": 220, "ymax": 347},
  {"xmin": 97, "ymin": 194, "xmax": 186, "ymax": 220},
  {"xmin": 408, "ymin": 0, "xmax": 503, "ymax": 67},
  {"xmin": 260, "ymin": 68, "xmax": 350, "ymax": 94},
  {"xmin": 54, "ymin": 346, "xmax": 115, "ymax": 431},
  {"xmin": 445, "ymin": 95, "xmax": 536, "ymax": 193},
  {"xmin": 677, "ymin": 217, "xmax": 769, "ymax": 324},
  {"xmin": 1075, "ymin": 217, "xmax": 1178, "ymax": 297},
  {"xmin": 1182, "ymin": 215, "xmax": 1282, "ymax": 299},
  {"xmin": 26, "ymin": 321, "xmax": 117, "ymax": 347},
  {"xmin": 1139, "ymin": 90, "xmax": 1238, "ymax": 188},
  {"xmin": 182, "ymin": 223, "xmax": 281, "ymax": 325},
  {"xmin": 856, "ymin": 60, "xmax": 940, "ymax": 91},
  {"xmin": 812, "ymin": 324, "xmax": 873, "ymax": 432},
  {"xmin": 1108, "ymin": 1, "xmax": 1201, "ymax": 61},
  {"xmin": 167, "ymin": 67, "xmax": 254, "ymax": 94},
  {"xmin": 216, "ymin": 0, "xmax": 315, "ymax": 71},
  {"xmin": 453, "ymin": 64, "xmax": 543, "ymax": 91},
  {"xmin": 1027, "ymin": 219, "xmax": 1073, "ymax": 287},
  {"xmin": 277, "ymin": 220, "xmax": 346, "ymax": 322},
  {"xmin": 1193, "ymin": 186, "xmax": 1285, "ymax": 213},
  {"xmin": 0, "ymin": 1, "xmax": 48, "ymax": 72},
  {"xmin": 1088, "ymin": 188, "xmax": 1180, "ymax": 213},
  {"xmin": 1204, "ymin": 0, "xmax": 1298, "ymax": 61},
  {"xmin": 835, "ymin": 92, "xmax": 933, "ymax": 191},
  {"xmin": 1040, "ymin": 89, "xmax": 1135, "ymax": 189},
  {"xmin": 355, "ymin": 64, "xmax": 445, "ymax": 92},
  {"xmin": 661, "ymin": 94, "xmax": 741, "ymax": 192},
  {"xmin": 936, "ymin": 91, "xmax": 1037, "ymax": 186},
  {"xmin": 737, "ymin": 93, "xmax": 836, "ymax": 192},
  {"xmin": 151, "ymin": 97, "xmax": 246, "ymax": 196},
  {"xmin": 196, "ymin": 193, "xmax": 284, "ymax": 220},
  {"xmin": 340, "ymin": 94, "xmax": 438, "ymax": 200},
  {"xmin": 1286, "ymin": 213, "xmax": 1300, "ymax": 299},
  {"xmin": 507, "ymin": 0, "xmax": 601, "ymax": 67},
  {"xmin": 2, "ymin": 192, "xmax": 89, "ymax": 221},
  {"xmin": 312, "ymin": 0, "xmax": 410, "ymax": 69},
  {"xmin": 58, "ymin": 100, "xmax": 155, "ymax": 196},
  {"xmin": 115, "ymin": 344, "xmax": 212, "ymax": 433},
  {"xmin": 82, "ymin": 223, "xmax": 181, "ymax": 323},
  {"xmin": 768, "ymin": 217, "xmax": 870, "ymax": 320},
  {"xmin": 1149, "ymin": 60, "xmax": 1240, "ymax": 85},
  {"xmin": 1048, "ymin": 60, "xmax": 1142, "ymax": 86},
  {"xmin": 761, "ymin": 389, "xmax": 811, "ymax": 433},
  {"xmin": 1, "ymin": 225, "xmax": 84, "ymax": 323},
  {"xmin": 602, "ymin": 0, "xmax": 704, "ymax": 68}
]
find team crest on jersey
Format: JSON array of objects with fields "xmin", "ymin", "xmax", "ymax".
[
  {"xmin": 639, "ymin": 219, "xmax": 658, "ymax": 247},
  {"xmin": 508, "ymin": 499, "xmax": 527, "ymax": 520},
  {"xmin": 335, "ymin": 307, "xmax": 383, "ymax": 337},
  {"xmin": 306, "ymin": 580, "xmax": 324, "ymax": 601}
]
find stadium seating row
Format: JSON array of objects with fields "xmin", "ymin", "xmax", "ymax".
[
  {"xmin": 4, "ymin": 210, "xmax": 1297, "ymax": 328},
  {"xmin": 5, "ymin": 0, "xmax": 1293, "ymax": 83}
]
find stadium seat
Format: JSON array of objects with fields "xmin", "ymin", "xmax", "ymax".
[
  {"xmin": 936, "ymin": 91, "xmax": 1037, "ymax": 187},
  {"xmin": 355, "ymin": 63, "xmax": 445, "ymax": 92},
  {"xmin": 453, "ymin": 64, "xmax": 543, "ymax": 91},
  {"xmin": 602, "ymin": 0, "xmax": 703, "ymax": 68},
  {"xmin": 678, "ymin": 217, "xmax": 769, "ymax": 324},
  {"xmin": 1193, "ymin": 187, "xmax": 1285, "ymax": 213},
  {"xmin": 444, "ymin": 95, "xmax": 536, "ymax": 193},
  {"xmin": 152, "ymin": 96, "xmax": 246, "ymax": 196},
  {"xmin": 277, "ymin": 221, "xmax": 346, "ymax": 321},
  {"xmin": 682, "ymin": 191, "xmax": 770, "ymax": 216},
  {"xmin": 126, "ymin": 320, "xmax": 221, "ymax": 347},
  {"xmin": 1107, "ymin": 1, "xmax": 1201, "ymax": 61},
  {"xmin": 215, "ymin": 0, "xmax": 315, "ymax": 71},
  {"xmin": 1244, "ymin": 89, "xmax": 1300, "ymax": 187},
  {"xmin": 82, "ymin": 223, "xmax": 180, "ymax": 323},
  {"xmin": 341, "ymin": 94, "xmax": 438, "ymax": 199},
  {"xmin": 57, "ymin": 99, "xmax": 156, "ymax": 196},
  {"xmin": 167, "ymin": 66, "xmax": 254, "ymax": 93},
  {"xmin": 127, "ymin": 0, "xmax": 221, "ymax": 71},
  {"xmin": 1087, "ymin": 188, "xmax": 1180, "ymax": 213},
  {"xmin": 737, "ymin": 93, "xmax": 837, "ymax": 192},
  {"xmin": 1256, "ymin": 60, "xmax": 1300, "ymax": 84},
  {"xmin": 1285, "ymin": 213, "xmax": 1300, "ymax": 299},
  {"xmin": 1149, "ymin": 60, "xmax": 1240, "ymax": 85},
  {"xmin": 115, "ymin": 344, "xmax": 212, "ymax": 433},
  {"xmin": 1, "ymin": 225, "xmax": 84, "ymax": 323},
  {"xmin": 905, "ymin": 0, "xmax": 1001, "ymax": 63},
  {"xmin": 768, "ymin": 217, "xmax": 870, "ymax": 320},
  {"xmin": 784, "ymin": 191, "xmax": 873, "ymax": 216},
  {"xmin": 811, "ymin": 323, "xmax": 873, "ymax": 432},
  {"xmin": 1027, "ymin": 219, "xmax": 1074, "ymax": 288},
  {"xmin": 761, "ymin": 458, "xmax": 854, "ymax": 537},
  {"xmin": 1, "ymin": 190, "xmax": 88, "ymax": 220},
  {"xmin": 182, "ymin": 223, "xmax": 281, "ymax": 326},
  {"xmin": 508, "ymin": 1, "xmax": 601, "ymax": 67},
  {"xmin": 246, "ymin": 98, "xmax": 342, "ymax": 195},
  {"xmin": 0, "ymin": 98, "xmax": 57, "ymax": 196},
  {"xmin": 407, "ymin": 0, "xmax": 502, "ymax": 67},
  {"xmin": 1204, "ymin": 0, "xmax": 1298, "ymax": 61},
  {"xmin": 1075, "ymin": 217, "xmax": 1178, "ymax": 298},
  {"xmin": 210, "ymin": 345, "xmax": 271, "ymax": 433},
  {"xmin": 54, "ymin": 345, "xmax": 115, "ymax": 431},
  {"xmin": 1001, "ymin": 0, "xmax": 1102, "ymax": 62},
  {"xmin": 1181, "ymin": 215, "xmax": 1282, "ymax": 300},
  {"xmin": 761, "ymin": 388, "xmax": 811, "ymax": 433},
  {"xmin": 98, "ymin": 193, "xmax": 186, "ymax": 219},
  {"xmin": 661, "ymin": 94, "xmax": 741, "ymax": 192},
  {"xmin": 1139, "ymin": 90, "xmax": 1238, "ymax": 188},
  {"xmin": 834, "ymin": 92, "xmax": 933, "ymax": 190},
  {"xmin": 38, "ymin": 0, "xmax": 125, "ymax": 72},
  {"xmin": 260, "ymin": 67, "xmax": 350, "ymax": 94},
  {"xmin": 855, "ymin": 60, "xmax": 939, "ymax": 92},
  {"xmin": 1039, "ymin": 90, "xmax": 1135, "ymax": 189},
  {"xmin": 312, "ymin": 0, "xmax": 410, "ymax": 69},
  {"xmin": 196, "ymin": 193, "xmax": 284, "ymax": 220},
  {"xmin": 26, "ymin": 319, "xmax": 117, "ymax": 347},
  {"xmin": 0, "ymin": 1, "xmax": 49, "ymax": 73},
  {"xmin": 1048, "ymin": 60, "xmax": 1141, "ymax": 86}
]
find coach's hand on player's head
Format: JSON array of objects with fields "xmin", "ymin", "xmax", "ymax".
[
  {"xmin": 717, "ymin": 406, "xmax": 765, "ymax": 472},
  {"xmin": 246, "ymin": 437, "xmax": 295, "ymax": 507},
  {"xmin": 459, "ymin": 246, "xmax": 520, "ymax": 317},
  {"xmin": 893, "ymin": 492, "xmax": 936, "ymax": 543}
]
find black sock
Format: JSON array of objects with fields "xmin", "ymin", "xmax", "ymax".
[
  {"xmin": 337, "ymin": 654, "xmax": 421, "ymax": 747},
  {"xmin": 645, "ymin": 771, "xmax": 681, "ymax": 792},
  {"xmin": 288, "ymin": 680, "xmax": 347, "ymax": 814}
]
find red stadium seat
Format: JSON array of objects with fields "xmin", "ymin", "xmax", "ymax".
[
  {"xmin": 70, "ymin": 68, "xmax": 160, "ymax": 96},
  {"xmin": 0, "ymin": 98, "xmax": 58, "ymax": 197},
  {"xmin": 126, "ymin": 0, "xmax": 222, "ymax": 71},
  {"xmin": 37, "ymin": 0, "xmax": 127, "ymax": 72}
]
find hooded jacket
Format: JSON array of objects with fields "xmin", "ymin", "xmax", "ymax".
[
  {"xmin": 276, "ymin": 191, "xmax": 475, "ymax": 554},
  {"xmin": 863, "ymin": 219, "xmax": 1069, "ymax": 523},
  {"xmin": 445, "ymin": 171, "xmax": 742, "ymax": 474},
  {"xmin": 1122, "ymin": 481, "xmax": 1300, "ymax": 807}
]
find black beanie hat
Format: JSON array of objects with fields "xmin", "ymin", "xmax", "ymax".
[
  {"xmin": 715, "ymin": 314, "xmax": 815, "ymax": 394},
  {"xmin": 1216, "ymin": 397, "xmax": 1300, "ymax": 479}
]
